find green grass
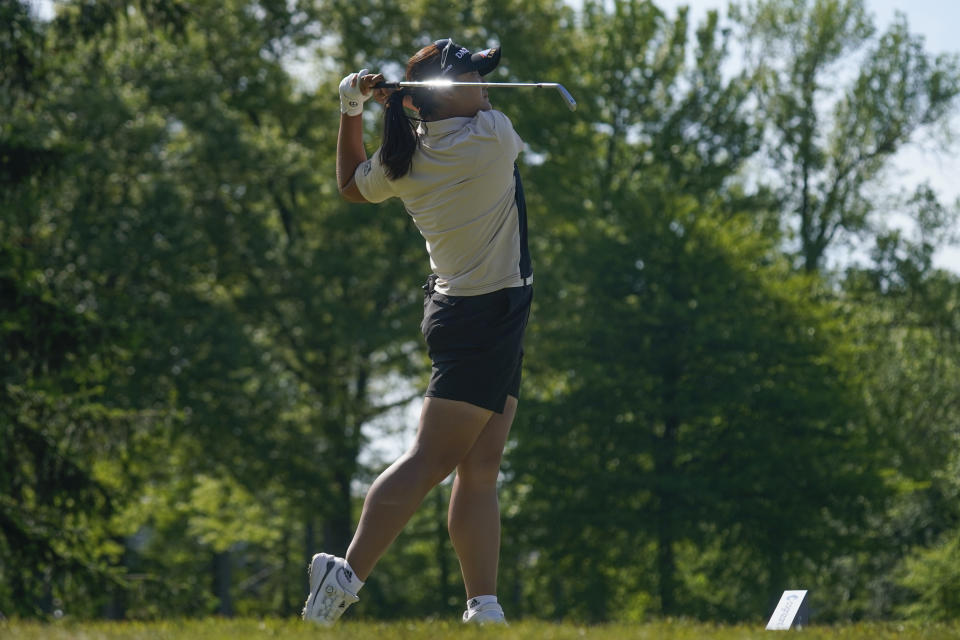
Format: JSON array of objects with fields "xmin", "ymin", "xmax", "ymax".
[{"xmin": 3, "ymin": 619, "xmax": 960, "ymax": 640}]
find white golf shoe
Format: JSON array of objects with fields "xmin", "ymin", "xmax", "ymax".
[
  {"xmin": 301, "ymin": 553, "xmax": 359, "ymax": 625},
  {"xmin": 462, "ymin": 600, "xmax": 507, "ymax": 625}
]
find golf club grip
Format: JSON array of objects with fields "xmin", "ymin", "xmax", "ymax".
[{"xmin": 373, "ymin": 82, "xmax": 401, "ymax": 89}]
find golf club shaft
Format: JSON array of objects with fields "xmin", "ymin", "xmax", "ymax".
[
  {"xmin": 373, "ymin": 80, "xmax": 577, "ymax": 111},
  {"xmin": 377, "ymin": 81, "xmax": 558, "ymax": 89}
]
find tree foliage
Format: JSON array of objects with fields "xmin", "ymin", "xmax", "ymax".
[
  {"xmin": 1, "ymin": 0, "xmax": 959, "ymax": 624},
  {"xmin": 733, "ymin": 0, "xmax": 960, "ymax": 271}
]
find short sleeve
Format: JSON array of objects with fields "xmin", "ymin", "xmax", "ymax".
[
  {"xmin": 354, "ymin": 148, "xmax": 394, "ymax": 204},
  {"xmin": 478, "ymin": 110, "xmax": 524, "ymax": 162}
]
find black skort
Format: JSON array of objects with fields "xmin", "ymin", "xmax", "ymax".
[{"xmin": 420, "ymin": 275, "xmax": 533, "ymax": 414}]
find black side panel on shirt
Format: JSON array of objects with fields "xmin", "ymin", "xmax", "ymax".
[{"xmin": 513, "ymin": 164, "xmax": 532, "ymax": 280}]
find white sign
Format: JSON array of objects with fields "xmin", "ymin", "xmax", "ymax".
[{"xmin": 766, "ymin": 590, "xmax": 809, "ymax": 630}]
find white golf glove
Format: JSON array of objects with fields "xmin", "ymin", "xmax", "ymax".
[{"xmin": 339, "ymin": 68, "xmax": 372, "ymax": 116}]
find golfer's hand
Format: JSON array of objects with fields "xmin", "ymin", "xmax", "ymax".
[
  {"xmin": 339, "ymin": 68, "xmax": 377, "ymax": 116},
  {"xmin": 359, "ymin": 72, "xmax": 395, "ymax": 106},
  {"xmin": 359, "ymin": 73, "xmax": 416, "ymax": 111}
]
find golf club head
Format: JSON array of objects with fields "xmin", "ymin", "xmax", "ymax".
[{"xmin": 554, "ymin": 84, "xmax": 577, "ymax": 111}]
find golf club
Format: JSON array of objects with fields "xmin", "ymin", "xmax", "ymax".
[{"xmin": 374, "ymin": 79, "xmax": 577, "ymax": 111}]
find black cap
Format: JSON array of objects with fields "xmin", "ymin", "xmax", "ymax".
[{"xmin": 431, "ymin": 38, "xmax": 501, "ymax": 79}]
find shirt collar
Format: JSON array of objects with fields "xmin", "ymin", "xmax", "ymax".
[{"xmin": 417, "ymin": 116, "xmax": 473, "ymax": 138}]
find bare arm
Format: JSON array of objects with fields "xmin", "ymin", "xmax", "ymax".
[
  {"xmin": 337, "ymin": 112, "xmax": 368, "ymax": 203},
  {"xmin": 336, "ymin": 71, "xmax": 388, "ymax": 203}
]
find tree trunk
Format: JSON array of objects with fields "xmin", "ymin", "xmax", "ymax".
[
  {"xmin": 102, "ymin": 538, "xmax": 129, "ymax": 620},
  {"xmin": 766, "ymin": 538, "xmax": 786, "ymax": 616},
  {"xmin": 322, "ymin": 369, "xmax": 368, "ymax": 556},
  {"xmin": 324, "ymin": 471, "xmax": 353, "ymax": 555},
  {"xmin": 655, "ymin": 413, "xmax": 679, "ymax": 616},
  {"xmin": 511, "ymin": 552, "xmax": 523, "ymax": 618},
  {"xmin": 280, "ymin": 528, "xmax": 292, "ymax": 613},
  {"xmin": 38, "ymin": 569, "xmax": 53, "ymax": 615},
  {"xmin": 551, "ymin": 573, "xmax": 565, "ymax": 621},
  {"xmin": 654, "ymin": 348, "xmax": 682, "ymax": 616},
  {"xmin": 213, "ymin": 550, "xmax": 233, "ymax": 617},
  {"xmin": 435, "ymin": 484, "xmax": 451, "ymax": 611},
  {"xmin": 304, "ymin": 516, "xmax": 316, "ymax": 595}
]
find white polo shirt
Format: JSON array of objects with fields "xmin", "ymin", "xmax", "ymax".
[{"xmin": 354, "ymin": 109, "xmax": 530, "ymax": 296}]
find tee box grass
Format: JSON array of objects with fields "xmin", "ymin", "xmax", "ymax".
[{"xmin": 3, "ymin": 619, "xmax": 960, "ymax": 640}]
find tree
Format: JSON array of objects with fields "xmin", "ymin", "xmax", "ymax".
[
  {"xmin": 1, "ymin": 1, "xmax": 142, "ymax": 616},
  {"xmin": 732, "ymin": 0, "xmax": 960, "ymax": 272},
  {"xmin": 836, "ymin": 188, "xmax": 960, "ymax": 620},
  {"xmin": 4, "ymin": 0, "xmax": 960, "ymax": 623},
  {"xmin": 2, "ymin": 0, "xmax": 426, "ymax": 616},
  {"xmin": 503, "ymin": 0, "xmax": 888, "ymax": 622}
]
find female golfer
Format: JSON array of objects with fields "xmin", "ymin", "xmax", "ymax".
[{"xmin": 301, "ymin": 38, "xmax": 533, "ymax": 626}]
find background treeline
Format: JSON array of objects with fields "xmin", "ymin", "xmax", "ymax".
[{"xmin": 2, "ymin": 0, "xmax": 960, "ymax": 624}]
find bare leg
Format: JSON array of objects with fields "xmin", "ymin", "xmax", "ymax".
[
  {"xmin": 345, "ymin": 397, "xmax": 493, "ymax": 581},
  {"xmin": 448, "ymin": 396, "xmax": 517, "ymax": 598}
]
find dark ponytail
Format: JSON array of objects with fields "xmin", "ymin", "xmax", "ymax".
[
  {"xmin": 379, "ymin": 43, "xmax": 444, "ymax": 180},
  {"xmin": 381, "ymin": 90, "xmax": 419, "ymax": 180}
]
